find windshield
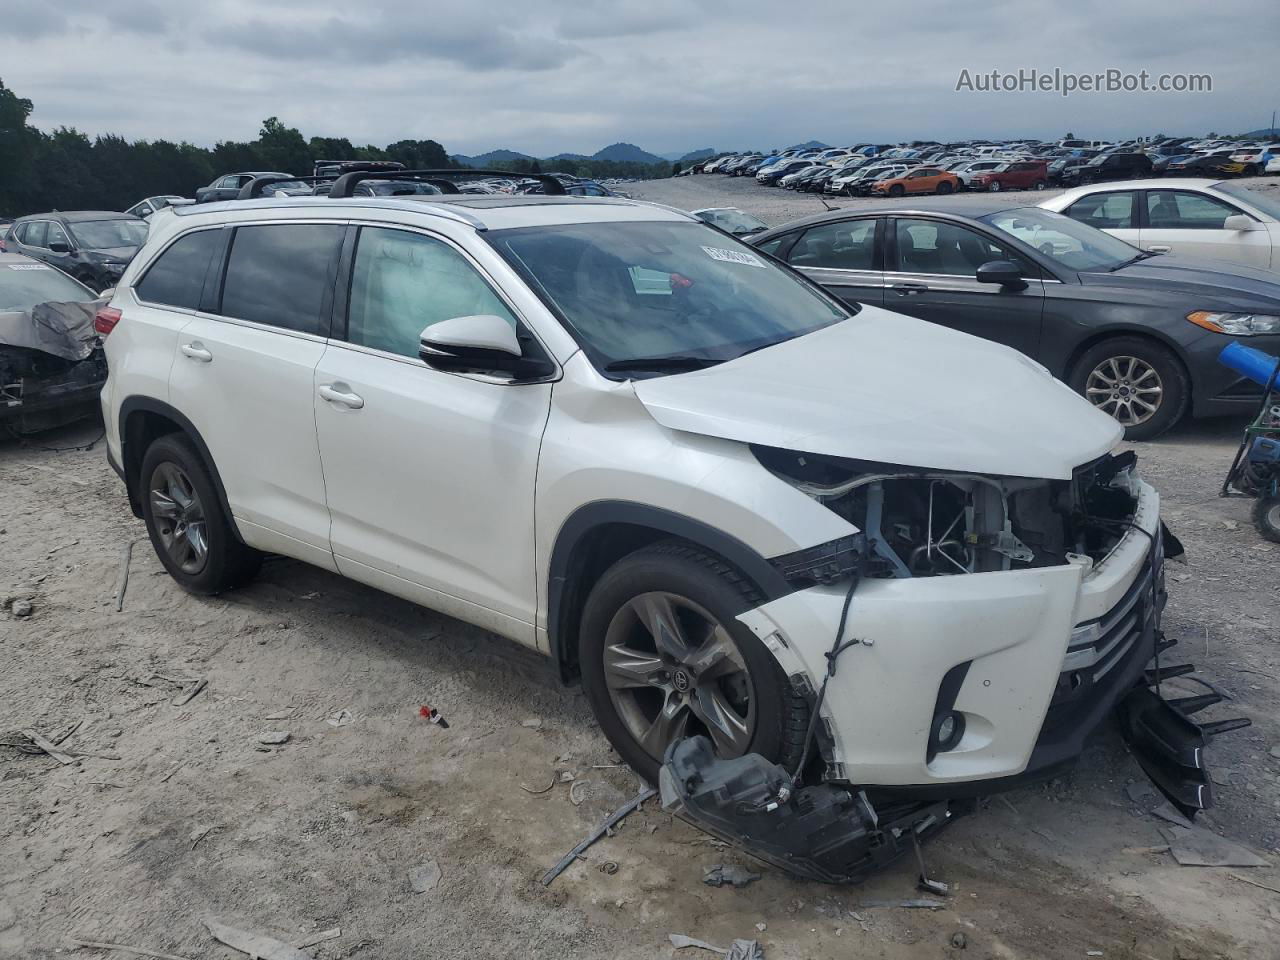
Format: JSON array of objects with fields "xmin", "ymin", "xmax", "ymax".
[
  {"xmin": 981, "ymin": 207, "xmax": 1140, "ymax": 272},
  {"xmin": 488, "ymin": 221, "xmax": 848, "ymax": 375},
  {"xmin": 1215, "ymin": 182, "xmax": 1280, "ymax": 220},
  {"xmin": 696, "ymin": 209, "xmax": 770, "ymax": 235},
  {"xmin": 69, "ymin": 219, "xmax": 147, "ymax": 250},
  {"xmin": 366, "ymin": 181, "xmax": 443, "ymax": 196},
  {"xmin": 0, "ymin": 262, "xmax": 94, "ymax": 311}
]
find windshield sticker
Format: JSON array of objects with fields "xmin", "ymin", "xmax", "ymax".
[
  {"xmin": 701, "ymin": 245, "xmax": 766, "ymax": 268},
  {"xmin": 7, "ymin": 263, "xmax": 51, "ymax": 271}
]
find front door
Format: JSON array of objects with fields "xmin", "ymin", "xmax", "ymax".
[
  {"xmin": 883, "ymin": 216, "xmax": 1045, "ymax": 359},
  {"xmin": 313, "ymin": 224, "xmax": 552, "ymax": 646},
  {"xmin": 1061, "ymin": 190, "xmax": 1141, "ymax": 248},
  {"xmin": 1141, "ymin": 189, "xmax": 1273, "ymax": 268}
]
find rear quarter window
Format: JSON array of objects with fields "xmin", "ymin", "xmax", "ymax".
[{"xmin": 136, "ymin": 229, "xmax": 222, "ymax": 310}]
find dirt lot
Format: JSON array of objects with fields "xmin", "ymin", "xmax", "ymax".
[{"xmin": 3, "ymin": 177, "xmax": 1280, "ymax": 960}]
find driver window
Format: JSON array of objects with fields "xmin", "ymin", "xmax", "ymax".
[
  {"xmin": 893, "ymin": 218, "xmax": 1021, "ymax": 277},
  {"xmin": 1146, "ymin": 191, "xmax": 1235, "ymax": 230},
  {"xmin": 346, "ymin": 227, "xmax": 518, "ymax": 359},
  {"xmin": 46, "ymin": 223, "xmax": 69, "ymax": 249}
]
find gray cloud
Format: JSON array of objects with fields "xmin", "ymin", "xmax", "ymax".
[{"xmin": 0, "ymin": 0, "xmax": 1274, "ymax": 157}]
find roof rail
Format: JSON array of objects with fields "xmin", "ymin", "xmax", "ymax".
[
  {"xmin": 327, "ymin": 168, "xmax": 566, "ymax": 198},
  {"xmin": 238, "ymin": 175, "xmax": 332, "ymax": 201}
]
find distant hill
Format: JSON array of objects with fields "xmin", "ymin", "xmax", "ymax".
[
  {"xmin": 787, "ymin": 140, "xmax": 830, "ymax": 151},
  {"xmin": 591, "ymin": 142, "xmax": 667, "ymax": 165},
  {"xmin": 451, "ymin": 149, "xmax": 536, "ymax": 168},
  {"xmin": 1241, "ymin": 128, "xmax": 1280, "ymax": 139},
  {"xmin": 543, "ymin": 153, "xmax": 589, "ymax": 166},
  {"xmin": 669, "ymin": 148, "xmax": 716, "ymax": 165}
]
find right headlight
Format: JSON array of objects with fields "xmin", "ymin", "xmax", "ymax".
[{"xmin": 1187, "ymin": 311, "xmax": 1280, "ymax": 336}]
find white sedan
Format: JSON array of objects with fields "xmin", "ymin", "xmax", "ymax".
[{"xmin": 1040, "ymin": 178, "xmax": 1280, "ymax": 270}]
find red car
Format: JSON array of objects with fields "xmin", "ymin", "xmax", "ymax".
[{"xmin": 971, "ymin": 160, "xmax": 1050, "ymax": 193}]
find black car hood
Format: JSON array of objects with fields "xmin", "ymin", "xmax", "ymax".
[
  {"xmin": 1080, "ymin": 255, "xmax": 1280, "ymax": 311},
  {"xmin": 84, "ymin": 246, "xmax": 140, "ymax": 262}
]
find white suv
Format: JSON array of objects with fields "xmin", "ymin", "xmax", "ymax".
[{"xmin": 96, "ymin": 174, "xmax": 1203, "ymax": 880}]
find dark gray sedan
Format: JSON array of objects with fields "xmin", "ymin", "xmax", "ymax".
[{"xmin": 750, "ymin": 197, "xmax": 1280, "ymax": 439}]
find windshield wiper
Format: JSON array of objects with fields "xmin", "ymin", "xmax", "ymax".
[
  {"xmin": 604, "ymin": 354, "xmax": 725, "ymax": 374},
  {"xmin": 1109, "ymin": 251, "xmax": 1159, "ymax": 272}
]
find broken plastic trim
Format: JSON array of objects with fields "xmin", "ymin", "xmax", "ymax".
[
  {"xmin": 659, "ymin": 736, "xmax": 959, "ymax": 884},
  {"xmin": 769, "ymin": 533, "xmax": 865, "ymax": 586}
]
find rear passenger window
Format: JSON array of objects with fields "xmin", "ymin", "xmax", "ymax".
[
  {"xmin": 136, "ymin": 230, "xmax": 221, "ymax": 309},
  {"xmin": 220, "ymin": 224, "xmax": 344, "ymax": 335},
  {"xmin": 789, "ymin": 220, "xmax": 878, "ymax": 271},
  {"xmin": 345, "ymin": 226, "xmax": 517, "ymax": 358},
  {"xmin": 1065, "ymin": 192, "xmax": 1136, "ymax": 230}
]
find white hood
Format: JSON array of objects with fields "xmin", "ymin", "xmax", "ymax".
[{"xmin": 633, "ymin": 306, "xmax": 1121, "ymax": 480}]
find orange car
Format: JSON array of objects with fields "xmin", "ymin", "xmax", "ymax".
[{"xmin": 871, "ymin": 167, "xmax": 960, "ymax": 197}]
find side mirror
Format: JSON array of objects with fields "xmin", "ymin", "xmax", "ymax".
[
  {"xmin": 49, "ymin": 241, "xmax": 70, "ymax": 254},
  {"xmin": 976, "ymin": 260, "xmax": 1028, "ymax": 291},
  {"xmin": 1223, "ymin": 213, "xmax": 1261, "ymax": 232},
  {"xmin": 419, "ymin": 314, "xmax": 524, "ymax": 375}
]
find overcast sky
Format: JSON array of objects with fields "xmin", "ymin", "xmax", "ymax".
[{"xmin": 2, "ymin": 0, "xmax": 1276, "ymax": 157}]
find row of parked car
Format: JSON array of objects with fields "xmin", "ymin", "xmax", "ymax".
[{"xmin": 685, "ymin": 137, "xmax": 1280, "ymax": 197}]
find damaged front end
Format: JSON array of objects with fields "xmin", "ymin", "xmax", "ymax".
[
  {"xmin": 0, "ymin": 300, "xmax": 107, "ymax": 435},
  {"xmin": 658, "ymin": 447, "xmax": 1248, "ymax": 883}
]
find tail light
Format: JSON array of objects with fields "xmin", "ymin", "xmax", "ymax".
[{"xmin": 94, "ymin": 306, "xmax": 122, "ymax": 336}]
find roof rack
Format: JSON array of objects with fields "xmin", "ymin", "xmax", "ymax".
[
  {"xmin": 238, "ymin": 175, "xmax": 332, "ymax": 201},
  {"xmin": 327, "ymin": 169, "xmax": 566, "ymax": 198}
]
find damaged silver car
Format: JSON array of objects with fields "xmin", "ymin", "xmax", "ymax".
[{"xmin": 0, "ymin": 253, "xmax": 107, "ymax": 435}]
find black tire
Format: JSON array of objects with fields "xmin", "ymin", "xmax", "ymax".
[
  {"xmin": 1245, "ymin": 164, "xmax": 1260, "ymax": 177},
  {"xmin": 1253, "ymin": 496, "xmax": 1280, "ymax": 543},
  {"xmin": 1032, "ymin": 179, "xmax": 1048, "ymax": 191},
  {"xmin": 988, "ymin": 180, "xmax": 1002, "ymax": 192},
  {"xmin": 578, "ymin": 540, "xmax": 809, "ymax": 784},
  {"xmin": 1068, "ymin": 336, "xmax": 1190, "ymax": 441},
  {"xmin": 888, "ymin": 183, "xmax": 905, "ymax": 197},
  {"xmin": 936, "ymin": 180, "xmax": 954, "ymax": 195},
  {"xmin": 140, "ymin": 433, "xmax": 262, "ymax": 595}
]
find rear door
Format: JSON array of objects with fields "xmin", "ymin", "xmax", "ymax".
[
  {"xmin": 166, "ymin": 220, "xmax": 344, "ymax": 569},
  {"xmin": 1061, "ymin": 190, "xmax": 1140, "ymax": 247},
  {"xmin": 313, "ymin": 223, "xmax": 552, "ymax": 644},
  {"xmin": 1140, "ymin": 189, "xmax": 1271, "ymax": 267},
  {"xmin": 883, "ymin": 216, "xmax": 1045, "ymax": 358},
  {"xmin": 782, "ymin": 217, "xmax": 884, "ymax": 308}
]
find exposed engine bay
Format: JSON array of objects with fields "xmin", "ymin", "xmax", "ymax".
[
  {"xmin": 754, "ymin": 444, "xmax": 1143, "ymax": 583},
  {"xmin": 0, "ymin": 300, "xmax": 106, "ymax": 435}
]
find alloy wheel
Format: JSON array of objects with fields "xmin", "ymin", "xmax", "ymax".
[
  {"xmin": 1085, "ymin": 355, "xmax": 1164, "ymax": 427},
  {"xmin": 602, "ymin": 591, "xmax": 756, "ymax": 762},
  {"xmin": 149, "ymin": 462, "xmax": 209, "ymax": 575}
]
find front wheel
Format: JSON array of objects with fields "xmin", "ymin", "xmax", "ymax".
[
  {"xmin": 988, "ymin": 180, "xmax": 1002, "ymax": 192},
  {"xmin": 888, "ymin": 184, "xmax": 905, "ymax": 197},
  {"xmin": 578, "ymin": 541, "xmax": 809, "ymax": 784},
  {"xmin": 1068, "ymin": 337, "xmax": 1189, "ymax": 440},
  {"xmin": 1253, "ymin": 496, "xmax": 1280, "ymax": 543},
  {"xmin": 141, "ymin": 434, "xmax": 262, "ymax": 594}
]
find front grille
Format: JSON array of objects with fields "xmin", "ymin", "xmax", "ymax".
[{"xmin": 1051, "ymin": 529, "xmax": 1165, "ymax": 708}]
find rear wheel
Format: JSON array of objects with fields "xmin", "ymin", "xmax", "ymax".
[
  {"xmin": 579, "ymin": 541, "xmax": 808, "ymax": 784},
  {"xmin": 1032, "ymin": 179, "xmax": 1048, "ymax": 191},
  {"xmin": 1253, "ymin": 496, "xmax": 1280, "ymax": 543},
  {"xmin": 141, "ymin": 434, "xmax": 262, "ymax": 594},
  {"xmin": 1068, "ymin": 337, "xmax": 1189, "ymax": 440}
]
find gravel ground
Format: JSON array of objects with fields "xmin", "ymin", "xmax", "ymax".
[{"xmin": 3, "ymin": 176, "xmax": 1280, "ymax": 959}]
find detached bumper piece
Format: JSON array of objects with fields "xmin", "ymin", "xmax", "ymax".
[
  {"xmin": 1118, "ymin": 661, "xmax": 1252, "ymax": 820},
  {"xmin": 659, "ymin": 737, "xmax": 957, "ymax": 884}
]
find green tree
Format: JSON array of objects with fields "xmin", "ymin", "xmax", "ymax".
[
  {"xmin": 0, "ymin": 79, "xmax": 38, "ymax": 214},
  {"xmin": 256, "ymin": 117, "xmax": 311, "ymax": 175}
]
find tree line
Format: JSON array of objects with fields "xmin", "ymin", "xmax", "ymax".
[{"xmin": 7, "ymin": 78, "xmax": 640, "ymax": 217}]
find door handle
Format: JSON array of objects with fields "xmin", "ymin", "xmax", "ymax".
[
  {"xmin": 180, "ymin": 342, "xmax": 212, "ymax": 362},
  {"xmin": 318, "ymin": 384, "xmax": 365, "ymax": 409},
  {"xmin": 1145, "ymin": 245, "xmax": 1171, "ymax": 253},
  {"xmin": 890, "ymin": 282, "xmax": 929, "ymax": 296}
]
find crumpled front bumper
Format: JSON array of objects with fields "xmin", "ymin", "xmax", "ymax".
[{"xmin": 737, "ymin": 479, "xmax": 1163, "ymax": 788}]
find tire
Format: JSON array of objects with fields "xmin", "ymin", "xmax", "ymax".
[
  {"xmin": 888, "ymin": 184, "xmax": 905, "ymax": 197},
  {"xmin": 1068, "ymin": 336, "xmax": 1190, "ymax": 440},
  {"xmin": 988, "ymin": 180, "xmax": 1002, "ymax": 192},
  {"xmin": 140, "ymin": 433, "xmax": 262, "ymax": 595},
  {"xmin": 1253, "ymin": 496, "xmax": 1280, "ymax": 543},
  {"xmin": 578, "ymin": 540, "xmax": 809, "ymax": 784},
  {"xmin": 1245, "ymin": 164, "xmax": 1260, "ymax": 177},
  {"xmin": 1032, "ymin": 179, "xmax": 1048, "ymax": 191},
  {"xmin": 936, "ymin": 180, "xmax": 954, "ymax": 195}
]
